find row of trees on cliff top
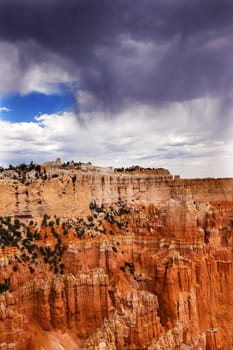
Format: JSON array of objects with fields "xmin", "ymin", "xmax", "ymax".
[
  {"xmin": 0, "ymin": 161, "xmax": 170, "ymax": 175},
  {"xmin": 114, "ymin": 165, "xmax": 170, "ymax": 174},
  {"xmin": 2, "ymin": 160, "xmax": 87, "ymax": 171}
]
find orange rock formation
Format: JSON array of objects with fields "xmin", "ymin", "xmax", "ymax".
[{"xmin": 0, "ymin": 163, "xmax": 232, "ymax": 349}]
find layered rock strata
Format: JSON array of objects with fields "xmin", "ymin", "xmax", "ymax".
[{"xmin": 0, "ymin": 166, "xmax": 232, "ymax": 349}]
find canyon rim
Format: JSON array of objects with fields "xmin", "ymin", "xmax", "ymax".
[{"xmin": 0, "ymin": 160, "xmax": 232, "ymax": 349}]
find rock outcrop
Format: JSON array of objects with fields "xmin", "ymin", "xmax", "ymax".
[{"xmin": 0, "ymin": 163, "xmax": 233, "ymax": 349}]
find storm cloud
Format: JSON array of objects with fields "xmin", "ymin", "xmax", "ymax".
[
  {"xmin": 0, "ymin": 0, "xmax": 233, "ymax": 109},
  {"xmin": 0, "ymin": 0, "xmax": 233, "ymax": 176}
]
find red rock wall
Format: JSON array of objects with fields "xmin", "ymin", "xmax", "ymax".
[{"xmin": 0, "ymin": 173, "xmax": 233, "ymax": 349}]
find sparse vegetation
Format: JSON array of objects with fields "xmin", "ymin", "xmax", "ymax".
[
  {"xmin": 120, "ymin": 262, "xmax": 135, "ymax": 275},
  {"xmin": 0, "ymin": 195, "xmax": 138, "ymax": 292}
]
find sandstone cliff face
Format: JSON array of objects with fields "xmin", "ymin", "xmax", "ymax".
[
  {"xmin": 0, "ymin": 166, "xmax": 233, "ymax": 349},
  {"xmin": 0, "ymin": 270, "xmax": 113, "ymax": 347},
  {"xmin": 3, "ymin": 169, "xmax": 232, "ymax": 222}
]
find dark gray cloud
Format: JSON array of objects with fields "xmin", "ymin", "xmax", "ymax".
[{"xmin": 0, "ymin": 0, "xmax": 233, "ymax": 110}]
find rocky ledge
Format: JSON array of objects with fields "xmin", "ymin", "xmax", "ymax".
[{"xmin": 0, "ymin": 161, "xmax": 232, "ymax": 349}]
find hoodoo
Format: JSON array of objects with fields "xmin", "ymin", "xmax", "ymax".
[{"xmin": 0, "ymin": 161, "xmax": 233, "ymax": 349}]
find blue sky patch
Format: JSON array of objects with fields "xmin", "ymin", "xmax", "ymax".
[{"xmin": 0, "ymin": 89, "xmax": 75, "ymax": 123}]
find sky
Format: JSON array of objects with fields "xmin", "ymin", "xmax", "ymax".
[{"xmin": 0, "ymin": 0, "xmax": 233, "ymax": 178}]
